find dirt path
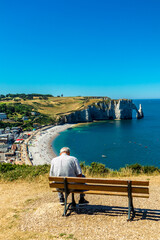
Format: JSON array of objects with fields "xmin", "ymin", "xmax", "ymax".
[{"xmin": 0, "ymin": 175, "xmax": 160, "ymax": 240}]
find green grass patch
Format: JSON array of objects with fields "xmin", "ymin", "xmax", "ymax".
[
  {"xmin": 0, "ymin": 163, "xmax": 50, "ymax": 181},
  {"xmin": 59, "ymin": 233, "xmax": 67, "ymax": 237},
  {"xmin": 0, "ymin": 162, "xmax": 159, "ymax": 182},
  {"xmin": 80, "ymin": 162, "xmax": 160, "ymax": 177}
]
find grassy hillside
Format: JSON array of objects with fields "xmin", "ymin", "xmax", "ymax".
[
  {"xmin": 0, "ymin": 96, "xmax": 109, "ymax": 120},
  {"xmin": 21, "ymin": 97, "xmax": 105, "ymax": 118}
]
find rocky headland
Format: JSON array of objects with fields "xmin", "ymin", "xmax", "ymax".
[{"xmin": 60, "ymin": 99, "xmax": 144, "ymax": 123}]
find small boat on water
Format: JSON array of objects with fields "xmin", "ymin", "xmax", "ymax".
[{"xmin": 102, "ymin": 155, "xmax": 107, "ymax": 158}]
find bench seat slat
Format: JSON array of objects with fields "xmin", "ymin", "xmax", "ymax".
[
  {"xmin": 48, "ymin": 177, "xmax": 149, "ymax": 186},
  {"xmin": 49, "ymin": 183, "xmax": 149, "ymax": 194},
  {"xmin": 51, "ymin": 189, "xmax": 149, "ymax": 198}
]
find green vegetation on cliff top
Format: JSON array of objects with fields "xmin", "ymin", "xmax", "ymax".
[
  {"xmin": 0, "ymin": 95, "xmax": 111, "ymax": 129},
  {"xmin": 0, "ymin": 162, "xmax": 159, "ymax": 181}
]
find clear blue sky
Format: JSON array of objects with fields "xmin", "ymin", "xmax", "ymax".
[{"xmin": 0, "ymin": 0, "xmax": 160, "ymax": 99}]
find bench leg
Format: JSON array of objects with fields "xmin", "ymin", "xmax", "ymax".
[
  {"xmin": 63, "ymin": 193, "xmax": 76, "ymax": 216},
  {"xmin": 63, "ymin": 177, "xmax": 69, "ymax": 216},
  {"xmin": 71, "ymin": 193, "xmax": 76, "ymax": 206},
  {"xmin": 128, "ymin": 181, "xmax": 135, "ymax": 221},
  {"xmin": 61, "ymin": 178, "xmax": 76, "ymax": 216},
  {"xmin": 131, "ymin": 197, "xmax": 135, "ymax": 219},
  {"xmin": 128, "ymin": 195, "xmax": 135, "ymax": 220},
  {"xmin": 63, "ymin": 191, "xmax": 68, "ymax": 216}
]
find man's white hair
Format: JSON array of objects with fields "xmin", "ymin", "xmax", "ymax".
[{"xmin": 60, "ymin": 147, "xmax": 70, "ymax": 154}]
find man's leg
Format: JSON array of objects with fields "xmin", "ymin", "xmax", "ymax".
[
  {"xmin": 79, "ymin": 193, "xmax": 89, "ymax": 205},
  {"xmin": 79, "ymin": 175, "xmax": 89, "ymax": 205},
  {"xmin": 80, "ymin": 193, "xmax": 85, "ymax": 199},
  {"xmin": 58, "ymin": 191, "xmax": 65, "ymax": 205},
  {"xmin": 58, "ymin": 192, "xmax": 64, "ymax": 199}
]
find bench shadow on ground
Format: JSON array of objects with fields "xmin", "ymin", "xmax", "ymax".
[{"xmin": 67, "ymin": 204, "xmax": 160, "ymax": 221}]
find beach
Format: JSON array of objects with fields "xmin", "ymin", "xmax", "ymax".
[{"xmin": 28, "ymin": 124, "xmax": 75, "ymax": 165}]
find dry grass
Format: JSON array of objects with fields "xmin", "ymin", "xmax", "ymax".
[
  {"xmin": 83, "ymin": 168, "xmax": 160, "ymax": 179},
  {"xmin": 0, "ymin": 174, "xmax": 160, "ymax": 240},
  {"xmin": 0, "ymin": 97, "xmax": 104, "ymax": 119}
]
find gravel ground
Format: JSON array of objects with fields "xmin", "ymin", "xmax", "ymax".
[{"xmin": 1, "ymin": 176, "xmax": 160, "ymax": 240}]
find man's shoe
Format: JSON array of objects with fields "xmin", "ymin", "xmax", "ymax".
[
  {"xmin": 60, "ymin": 198, "xmax": 65, "ymax": 205},
  {"xmin": 79, "ymin": 199, "xmax": 89, "ymax": 206}
]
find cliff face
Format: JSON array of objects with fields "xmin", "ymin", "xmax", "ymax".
[
  {"xmin": 137, "ymin": 104, "xmax": 144, "ymax": 119},
  {"xmin": 60, "ymin": 99, "xmax": 143, "ymax": 124}
]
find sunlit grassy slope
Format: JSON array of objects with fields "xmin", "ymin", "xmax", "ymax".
[{"xmin": 1, "ymin": 97, "xmax": 109, "ymax": 119}]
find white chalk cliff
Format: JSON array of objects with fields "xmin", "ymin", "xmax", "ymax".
[{"xmin": 60, "ymin": 99, "xmax": 144, "ymax": 124}]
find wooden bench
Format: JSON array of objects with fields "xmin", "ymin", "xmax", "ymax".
[{"xmin": 49, "ymin": 176, "xmax": 149, "ymax": 220}]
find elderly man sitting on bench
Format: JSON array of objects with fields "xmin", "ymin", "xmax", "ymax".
[{"xmin": 50, "ymin": 146, "xmax": 89, "ymax": 205}]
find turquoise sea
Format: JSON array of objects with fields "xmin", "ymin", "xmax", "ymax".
[{"xmin": 53, "ymin": 99, "xmax": 160, "ymax": 170}]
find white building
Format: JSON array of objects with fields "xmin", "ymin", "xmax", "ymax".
[
  {"xmin": 22, "ymin": 116, "xmax": 28, "ymax": 121},
  {"xmin": 0, "ymin": 129, "xmax": 4, "ymax": 134},
  {"xmin": 0, "ymin": 113, "xmax": 7, "ymax": 120},
  {"xmin": 31, "ymin": 111, "xmax": 39, "ymax": 116}
]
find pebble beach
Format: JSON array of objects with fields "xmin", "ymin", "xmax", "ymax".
[{"xmin": 28, "ymin": 124, "xmax": 75, "ymax": 165}]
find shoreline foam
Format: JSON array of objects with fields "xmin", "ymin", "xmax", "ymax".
[{"xmin": 28, "ymin": 124, "xmax": 75, "ymax": 165}]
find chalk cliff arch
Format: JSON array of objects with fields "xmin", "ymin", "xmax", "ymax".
[
  {"xmin": 132, "ymin": 103, "xmax": 144, "ymax": 119},
  {"xmin": 59, "ymin": 99, "xmax": 144, "ymax": 123}
]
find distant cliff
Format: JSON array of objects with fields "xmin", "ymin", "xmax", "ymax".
[{"xmin": 60, "ymin": 99, "xmax": 144, "ymax": 124}]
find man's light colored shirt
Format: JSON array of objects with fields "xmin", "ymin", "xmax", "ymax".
[{"xmin": 50, "ymin": 153, "xmax": 82, "ymax": 177}]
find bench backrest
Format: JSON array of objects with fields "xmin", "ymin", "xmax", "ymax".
[{"xmin": 49, "ymin": 176, "xmax": 149, "ymax": 198}]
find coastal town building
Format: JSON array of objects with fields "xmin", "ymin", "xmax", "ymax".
[
  {"xmin": 0, "ymin": 144, "xmax": 9, "ymax": 153},
  {"xmin": 0, "ymin": 126, "xmax": 23, "ymax": 163},
  {"xmin": 0, "ymin": 113, "xmax": 7, "ymax": 120},
  {"xmin": 31, "ymin": 111, "xmax": 39, "ymax": 116},
  {"xmin": 5, "ymin": 151, "xmax": 15, "ymax": 159},
  {"xmin": 15, "ymin": 138, "xmax": 24, "ymax": 143},
  {"xmin": 0, "ymin": 153, "xmax": 6, "ymax": 163},
  {"xmin": 22, "ymin": 116, "xmax": 29, "ymax": 121},
  {"xmin": 11, "ymin": 144, "xmax": 17, "ymax": 151},
  {"xmin": 5, "ymin": 127, "xmax": 11, "ymax": 133},
  {"xmin": 0, "ymin": 135, "xmax": 8, "ymax": 144},
  {"xmin": 0, "ymin": 129, "xmax": 5, "ymax": 134}
]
